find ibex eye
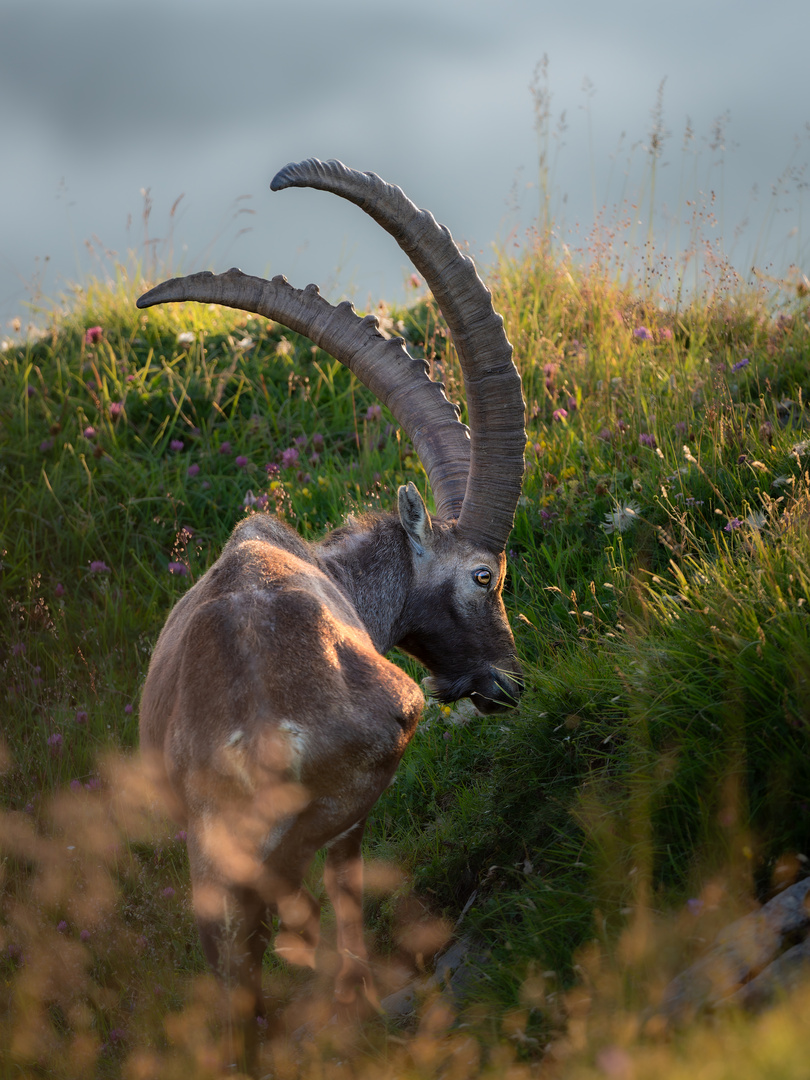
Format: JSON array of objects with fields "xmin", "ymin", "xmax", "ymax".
[{"xmin": 473, "ymin": 568, "xmax": 492, "ymax": 588}]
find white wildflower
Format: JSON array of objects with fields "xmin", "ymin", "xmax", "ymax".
[
  {"xmin": 177, "ymin": 331, "xmax": 194, "ymax": 347},
  {"xmin": 603, "ymin": 501, "xmax": 640, "ymax": 534}
]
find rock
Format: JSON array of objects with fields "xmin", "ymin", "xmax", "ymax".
[{"xmin": 656, "ymin": 876, "xmax": 810, "ymax": 1023}]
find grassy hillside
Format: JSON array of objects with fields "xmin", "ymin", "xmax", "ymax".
[{"xmin": 1, "ymin": 243, "xmax": 810, "ymax": 1077}]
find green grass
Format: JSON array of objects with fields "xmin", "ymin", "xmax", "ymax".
[{"xmin": 1, "ymin": 233, "xmax": 810, "ymax": 1077}]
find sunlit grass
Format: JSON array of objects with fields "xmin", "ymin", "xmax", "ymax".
[{"xmin": 2, "ymin": 153, "xmax": 810, "ymax": 1076}]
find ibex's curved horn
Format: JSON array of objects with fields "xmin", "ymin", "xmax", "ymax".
[
  {"xmin": 271, "ymin": 158, "xmax": 525, "ymax": 553},
  {"xmin": 136, "ymin": 269, "xmax": 470, "ymax": 522}
]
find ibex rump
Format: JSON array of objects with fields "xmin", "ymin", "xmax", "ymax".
[{"xmin": 137, "ymin": 159, "xmax": 525, "ymax": 1063}]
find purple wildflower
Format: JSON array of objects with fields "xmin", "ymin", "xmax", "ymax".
[
  {"xmin": 89, "ymin": 560, "xmax": 110, "ymax": 573},
  {"xmin": 365, "ymin": 404, "xmax": 382, "ymax": 422},
  {"xmin": 281, "ymin": 447, "xmax": 299, "ymax": 468},
  {"xmin": 235, "ymin": 454, "xmax": 249, "ymax": 468},
  {"xmin": 168, "ymin": 562, "xmax": 188, "ymax": 576},
  {"xmin": 75, "ymin": 710, "xmax": 88, "ymax": 725},
  {"xmin": 83, "ymin": 426, "xmax": 96, "ymax": 439},
  {"xmin": 47, "ymin": 732, "xmax": 63, "ymax": 755},
  {"xmin": 724, "ymin": 518, "xmax": 742, "ymax": 531},
  {"xmin": 552, "ymin": 408, "xmax": 568, "ymax": 422},
  {"xmin": 311, "ymin": 433, "xmax": 324, "ymax": 451},
  {"xmin": 598, "ymin": 427, "xmax": 612, "ymax": 441},
  {"xmin": 84, "ymin": 326, "xmax": 103, "ymax": 345},
  {"xmin": 162, "ymin": 887, "xmax": 175, "ymax": 899},
  {"xmin": 731, "ymin": 357, "xmax": 750, "ymax": 372},
  {"xmin": 84, "ymin": 777, "xmax": 101, "ymax": 791},
  {"xmin": 109, "ymin": 401, "xmax": 123, "ymax": 418},
  {"xmin": 169, "ymin": 439, "xmax": 184, "ymax": 452},
  {"xmin": 175, "ymin": 830, "xmax": 187, "ymax": 842},
  {"xmin": 660, "ymin": 327, "xmax": 673, "ymax": 341},
  {"xmin": 633, "ymin": 326, "xmax": 653, "ymax": 341},
  {"xmin": 265, "ymin": 462, "xmax": 279, "ymax": 476},
  {"xmin": 11, "ymin": 643, "xmax": 24, "ymax": 657},
  {"xmin": 39, "ymin": 437, "xmax": 54, "ymax": 452},
  {"xmin": 219, "ymin": 441, "xmax": 232, "ymax": 455},
  {"xmin": 639, "ymin": 433, "xmax": 657, "ymax": 449},
  {"xmin": 55, "ymin": 583, "xmax": 65, "ymax": 598},
  {"xmin": 124, "ymin": 704, "xmax": 133, "ymax": 715},
  {"xmin": 186, "ymin": 463, "xmax": 200, "ymax": 477},
  {"xmin": 70, "ymin": 780, "xmax": 82, "ymax": 793},
  {"xmin": 26, "ymin": 384, "xmax": 35, "ymax": 398},
  {"xmin": 686, "ymin": 898, "xmax": 704, "ymax": 915},
  {"xmin": 80, "ymin": 929, "xmax": 91, "ymax": 942},
  {"xmin": 57, "ymin": 920, "xmax": 69, "ymax": 933}
]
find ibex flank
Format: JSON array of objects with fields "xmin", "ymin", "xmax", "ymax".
[{"xmin": 137, "ymin": 158, "xmax": 526, "ymax": 1066}]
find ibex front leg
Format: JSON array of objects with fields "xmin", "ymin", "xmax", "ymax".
[{"xmin": 323, "ymin": 817, "xmax": 379, "ymax": 1018}]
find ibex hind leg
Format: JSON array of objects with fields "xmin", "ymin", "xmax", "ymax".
[{"xmin": 323, "ymin": 816, "xmax": 381, "ymax": 1020}]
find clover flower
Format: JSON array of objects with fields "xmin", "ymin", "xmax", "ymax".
[
  {"xmin": 235, "ymin": 455, "xmax": 249, "ymax": 468},
  {"xmin": 552, "ymin": 408, "xmax": 568, "ymax": 422},
  {"xmin": 281, "ymin": 447, "xmax": 299, "ymax": 468},
  {"xmin": 169, "ymin": 439, "xmax": 184, "ymax": 452},
  {"xmin": 109, "ymin": 401, "xmax": 123, "ymax": 417},
  {"xmin": 89, "ymin": 560, "xmax": 110, "ymax": 573},
  {"xmin": 47, "ymin": 732, "xmax": 63, "ymax": 755},
  {"xmin": 186, "ymin": 463, "xmax": 200, "ymax": 477},
  {"xmin": 219, "ymin": 441, "xmax": 232, "ymax": 455},
  {"xmin": 84, "ymin": 326, "xmax": 103, "ymax": 345},
  {"xmin": 639, "ymin": 432, "xmax": 657, "ymax": 449},
  {"xmin": 168, "ymin": 562, "xmax": 188, "ymax": 576}
]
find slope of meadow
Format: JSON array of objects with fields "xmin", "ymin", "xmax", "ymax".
[{"xmin": 1, "ymin": 237, "xmax": 810, "ymax": 1077}]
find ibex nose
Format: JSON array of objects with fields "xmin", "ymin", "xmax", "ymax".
[{"xmin": 470, "ymin": 667, "xmax": 524, "ymax": 714}]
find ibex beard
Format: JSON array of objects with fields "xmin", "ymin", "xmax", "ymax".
[{"xmin": 137, "ymin": 158, "xmax": 526, "ymax": 1068}]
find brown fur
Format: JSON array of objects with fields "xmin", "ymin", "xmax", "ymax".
[{"xmin": 140, "ymin": 491, "xmax": 521, "ymax": 1067}]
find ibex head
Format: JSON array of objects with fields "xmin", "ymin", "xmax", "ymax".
[{"xmin": 138, "ymin": 159, "xmax": 526, "ymax": 712}]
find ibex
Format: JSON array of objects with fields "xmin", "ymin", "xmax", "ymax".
[{"xmin": 137, "ymin": 159, "xmax": 525, "ymax": 1062}]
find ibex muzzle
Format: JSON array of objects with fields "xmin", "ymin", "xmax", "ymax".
[{"xmin": 137, "ymin": 159, "xmax": 525, "ymax": 1067}]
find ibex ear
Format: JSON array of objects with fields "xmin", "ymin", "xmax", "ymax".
[{"xmin": 398, "ymin": 482, "xmax": 433, "ymax": 556}]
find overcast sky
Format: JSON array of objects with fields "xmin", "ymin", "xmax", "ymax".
[{"xmin": 1, "ymin": 0, "xmax": 808, "ymax": 331}]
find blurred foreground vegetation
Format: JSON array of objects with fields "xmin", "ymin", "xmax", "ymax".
[{"xmin": 1, "ymin": 231, "xmax": 810, "ymax": 1078}]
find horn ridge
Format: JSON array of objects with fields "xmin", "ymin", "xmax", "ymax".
[
  {"xmin": 136, "ymin": 267, "xmax": 469, "ymax": 522},
  {"xmin": 272, "ymin": 158, "xmax": 525, "ymax": 552}
]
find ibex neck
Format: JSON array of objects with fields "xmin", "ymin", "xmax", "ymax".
[{"xmin": 317, "ymin": 514, "xmax": 411, "ymax": 655}]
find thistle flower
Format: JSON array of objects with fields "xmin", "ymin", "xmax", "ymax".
[{"xmin": 602, "ymin": 501, "xmax": 640, "ymax": 534}]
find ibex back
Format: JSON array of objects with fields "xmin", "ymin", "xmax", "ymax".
[{"xmin": 137, "ymin": 159, "xmax": 526, "ymax": 1066}]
